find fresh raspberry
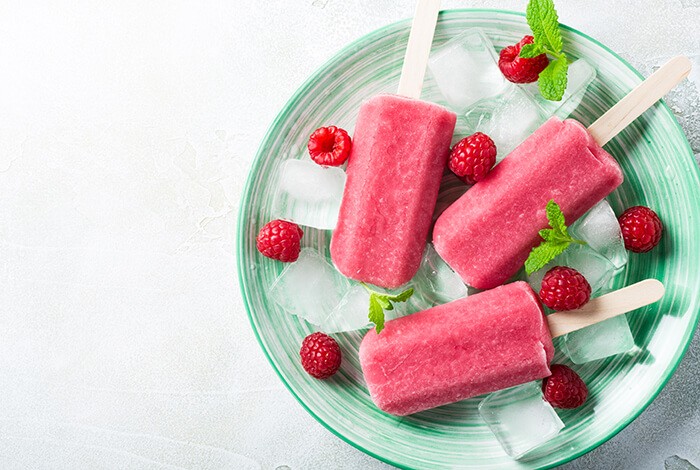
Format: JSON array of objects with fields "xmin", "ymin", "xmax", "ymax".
[
  {"xmin": 256, "ymin": 219, "xmax": 303, "ymax": 262},
  {"xmin": 448, "ymin": 132, "xmax": 497, "ymax": 185},
  {"xmin": 307, "ymin": 126, "xmax": 352, "ymax": 166},
  {"xmin": 539, "ymin": 266, "xmax": 591, "ymax": 311},
  {"xmin": 300, "ymin": 332, "xmax": 342, "ymax": 379},
  {"xmin": 618, "ymin": 206, "xmax": 663, "ymax": 253},
  {"xmin": 542, "ymin": 364, "xmax": 588, "ymax": 409},
  {"xmin": 498, "ymin": 35, "xmax": 550, "ymax": 83}
]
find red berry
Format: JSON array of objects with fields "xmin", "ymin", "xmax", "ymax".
[
  {"xmin": 256, "ymin": 219, "xmax": 303, "ymax": 262},
  {"xmin": 539, "ymin": 266, "xmax": 591, "ymax": 311},
  {"xmin": 300, "ymin": 332, "xmax": 342, "ymax": 379},
  {"xmin": 542, "ymin": 364, "xmax": 588, "ymax": 409},
  {"xmin": 618, "ymin": 206, "xmax": 663, "ymax": 253},
  {"xmin": 307, "ymin": 126, "xmax": 352, "ymax": 166},
  {"xmin": 448, "ymin": 132, "xmax": 497, "ymax": 185},
  {"xmin": 498, "ymin": 35, "xmax": 550, "ymax": 84}
]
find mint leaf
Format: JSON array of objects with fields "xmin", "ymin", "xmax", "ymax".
[
  {"xmin": 373, "ymin": 294, "xmax": 392, "ymax": 310},
  {"xmin": 525, "ymin": 239, "xmax": 569, "ymax": 274},
  {"xmin": 362, "ymin": 285, "xmax": 415, "ymax": 334},
  {"xmin": 545, "ymin": 199, "xmax": 566, "ymax": 234},
  {"xmin": 368, "ymin": 296, "xmax": 385, "ymax": 333},
  {"xmin": 519, "ymin": 42, "xmax": 545, "ymax": 59},
  {"xmin": 526, "ymin": 0, "xmax": 562, "ymax": 53},
  {"xmin": 388, "ymin": 288, "xmax": 414, "ymax": 303},
  {"xmin": 538, "ymin": 228, "xmax": 555, "ymax": 241},
  {"xmin": 524, "ymin": 0, "xmax": 568, "ymax": 101},
  {"xmin": 524, "ymin": 199, "xmax": 586, "ymax": 275},
  {"xmin": 538, "ymin": 55, "xmax": 568, "ymax": 101}
]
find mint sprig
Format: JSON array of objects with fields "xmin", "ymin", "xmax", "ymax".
[
  {"xmin": 362, "ymin": 283, "xmax": 414, "ymax": 334},
  {"xmin": 520, "ymin": 0, "xmax": 569, "ymax": 101},
  {"xmin": 524, "ymin": 200, "xmax": 585, "ymax": 275}
]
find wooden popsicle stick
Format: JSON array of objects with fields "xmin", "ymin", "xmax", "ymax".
[
  {"xmin": 547, "ymin": 279, "xmax": 665, "ymax": 338},
  {"xmin": 588, "ymin": 56, "xmax": 691, "ymax": 146},
  {"xmin": 396, "ymin": 0, "xmax": 441, "ymax": 99}
]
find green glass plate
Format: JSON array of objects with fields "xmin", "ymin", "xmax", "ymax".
[{"xmin": 238, "ymin": 9, "xmax": 700, "ymax": 469}]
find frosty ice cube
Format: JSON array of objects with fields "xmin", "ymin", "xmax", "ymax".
[
  {"xmin": 466, "ymin": 58, "xmax": 595, "ymax": 160},
  {"xmin": 269, "ymin": 249, "xmax": 349, "ymax": 327},
  {"xmin": 559, "ymin": 243, "xmax": 615, "ymax": 294},
  {"xmin": 479, "ymin": 381, "xmax": 564, "ymax": 459},
  {"xmin": 273, "ymin": 159, "xmax": 346, "ymax": 230},
  {"xmin": 410, "ymin": 244, "xmax": 467, "ymax": 306},
  {"xmin": 428, "ymin": 29, "xmax": 510, "ymax": 113},
  {"xmin": 569, "ymin": 199, "xmax": 628, "ymax": 269},
  {"xmin": 563, "ymin": 315, "xmax": 635, "ymax": 364},
  {"xmin": 470, "ymin": 85, "xmax": 546, "ymax": 159},
  {"xmin": 525, "ymin": 243, "xmax": 617, "ymax": 296},
  {"xmin": 327, "ymin": 284, "xmax": 373, "ymax": 333},
  {"xmin": 271, "ymin": 251, "xmax": 416, "ymax": 333}
]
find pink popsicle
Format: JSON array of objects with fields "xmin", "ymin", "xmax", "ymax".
[
  {"xmin": 331, "ymin": 94, "xmax": 456, "ymax": 288},
  {"xmin": 433, "ymin": 117, "xmax": 623, "ymax": 290},
  {"xmin": 360, "ymin": 281, "xmax": 553, "ymax": 416}
]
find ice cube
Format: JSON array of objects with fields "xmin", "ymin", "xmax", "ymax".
[
  {"xmin": 525, "ymin": 243, "xmax": 615, "ymax": 295},
  {"xmin": 478, "ymin": 381, "xmax": 564, "ymax": 459},
  {"xmin": 562, "ymin": 315, "xmax": 635, "ymax": 364},
  {"xmin": 665, "ymin": 455, "xmax": 700, "ymax": 470},
  {"xmin": 467, "ymin": 59, "xmax": 594, "ymax": 161},
  {"xmin": 559, "ymin": 243, "xmax": 615, "ymax": 294},
  {"xmin": 269, "ymin": 249, "xmax": 350, "ymax": 327},
  {"xmin": 470, "ymin": 85, "xmax": 546, "ymax": 159},
  {"xmin": 569, "ymin": 199, "xmax": 628, "ymax": 269},
  {"xmin": 326, "ymin": 284, "xmax": 415, "ymax": 333},
  {"xmin": 327, "ymin": 284, "xmax": 372, "ymax": 332},
  {"xmin": 410, "ymin": 244, "xmax": 467, "ymax": 306},
  {"xmin": 525, "ymin": 244, "xmax": 616, "ymax": 298},
  {"xmin": 521, "ymin": 59, "xmax": 597, "ymax": 119},
  {"xmin": 273, "ymin": 159, "xmax": 346, "ymax": 230},
  {"xmin": 428, "ymin": 29, "xmax": 510, "ymax": 113},
  {"xmin": 270, "ymin": 251, "xmax": 415, "ymax": 333}
]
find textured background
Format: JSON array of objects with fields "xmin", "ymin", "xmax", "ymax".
[{"xmin": 0, "ymin": 1, "xmax": 698, "ymax": 469}]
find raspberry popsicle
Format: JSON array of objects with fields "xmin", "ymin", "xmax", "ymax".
[
  {"xmin": 433, "ymin": 56, "xmax": 691, "ymax": 290},
  {"xmin": 434, "ymin": 117, "xmax": 622, "ymax": 289},
  {"xmin": 360, "ymin": 279, "xmax": 664, "ymax": 416},
  {"xmin": 331, "ymin": 0, "xmax": 457, "ymax": 288}
]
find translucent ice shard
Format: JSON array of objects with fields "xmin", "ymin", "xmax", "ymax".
[
  {"xmin": 269, "ymin": 249, "xmax": 350, "ymax": 328},
  {"xmin": 272, "ymin": 159, "xmax": 346, "ymax": 230},
  {"xmin": 469, "ymin": 85, "xmax": 546, "ymax": 159},
  {"xmin": 563, "ymin": 315, "xmax": 635, "ymax": 364},
  {"xmin": 410, "ymin": 244, "xmax": 468, "ymax": 307},
  {"xmin": 479, "ymin": 381, "xmax": 564, "ymax": 459},
  {"xmin": 428, "ymin": 29, "xmax": 510, "ymax": 113},
  {"xmin": 569, "ymin": 199, "xmax": 628, "ymax": 270}
]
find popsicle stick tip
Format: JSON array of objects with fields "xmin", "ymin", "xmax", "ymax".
[
  {"xmin": 546, "ymin": 278, "xmax": 665, "ymax": 338},
  {"xmin": 641, "ymin": 278, "xmax": 665, "ymax": 302},
  {"xmin": 588, "ymin": 55, "xmax": 692, "ymax": 146},
  {"xmin": 670, "ymin": 55, "xmax": 692, "ymax": 72}
]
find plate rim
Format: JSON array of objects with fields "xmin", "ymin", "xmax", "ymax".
[{"xmin": 237, "ymin": 8, "xmax": 700, "ymax": 469}]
